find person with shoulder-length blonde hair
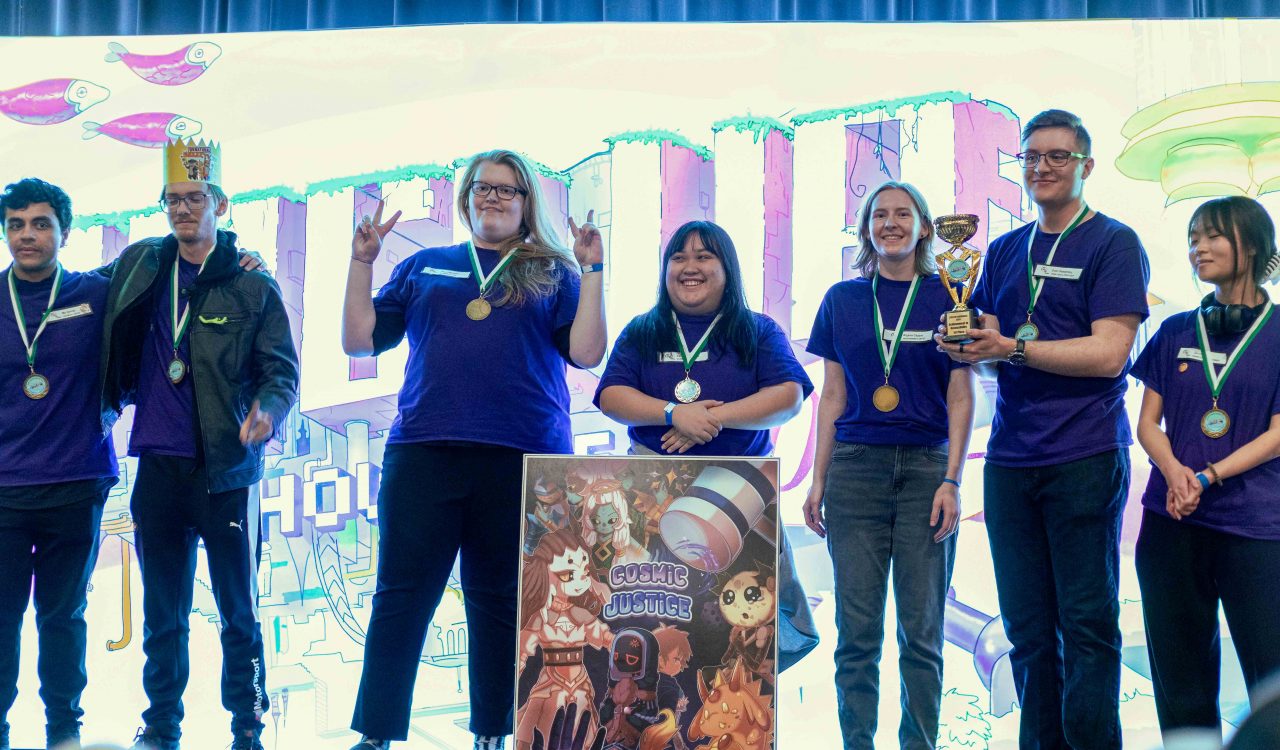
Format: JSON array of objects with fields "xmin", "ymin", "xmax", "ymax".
[
  {"xmin": 805, "ymin": 180, "xmax": 974, "ymax": 749},
  {"xmin": 341, "ymin": 149, "xmax": 606, "ymax": 750}
]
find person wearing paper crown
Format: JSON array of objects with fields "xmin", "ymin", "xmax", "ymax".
[
  {"xmin": 0, "ymin": 178, "xmax": 119, "ymax": 750},
  {"xmin": 341, "ymin": 149, "xmax": 606, "ymax": 750},
  {"xmin": 98, "ymin": 138, "xmax": 299, "ymax": 750},
  {"xmin": 803, "ymin": 181, "xmax": 974, "ymax": 749},
  {"xmin": 1131, "ymin": 196, "xmax": 1280, "ymax": 742}
]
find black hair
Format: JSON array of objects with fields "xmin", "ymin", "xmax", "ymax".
[
  {"xmin": 0, "ymin": 178, "xmax": 72, "ymax": 232},
  {"xmin": 1021, "ymin": 109, "xmax": 1092, "ymax": 155},
  {"xmin": 629, "ymin": 220, "xmax": 758, "ymax": 368},
  {"xmin": 1188, "ymin": 196, "xmax": 1278, "ymax": 287}
]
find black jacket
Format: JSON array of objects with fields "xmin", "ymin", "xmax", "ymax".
[{"xmin": 100, "ymin": 230, "xmax": 299, "ymax": 493}]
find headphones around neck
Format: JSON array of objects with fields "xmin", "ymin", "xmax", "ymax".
[{"xmin": 1200, "ymin": 292, "xmax": 1269, "ymax": 336}]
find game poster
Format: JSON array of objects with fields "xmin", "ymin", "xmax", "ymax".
[{"xmin": 516, "ymin": 456, "xmax": 781, "ymax": 750}]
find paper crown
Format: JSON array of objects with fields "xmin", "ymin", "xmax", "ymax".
[{"xmin": 163, "ymin": 138, "xmax": 221, "ymax": 186}]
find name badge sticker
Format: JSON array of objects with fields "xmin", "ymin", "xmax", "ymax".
[
  {"xmin": 421, "ymin": 267, "xmax": 472, "ymax": 279},
  {"xmin": 659, "ymin": 351, "xmax": 709, "ymax": 363},
  {"xmin": 882, "ymin": 329, "xmax": 934, "ymax": 344},
  {"xmin": 1032, "ymin": 264, "xmax": 1084, "ymax": 281},
  {"xmin": 45, "ymin": 302, "xmax": 93, "ymax": 322},
  {"xmin": 1177, "ymin": 347, "xmax": 1226, "ymax": 365}
]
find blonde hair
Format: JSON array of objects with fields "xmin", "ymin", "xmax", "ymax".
[
  {"xmin": 456, "ymin": 149, "xmax": 579, "ymax": 307},
  {"xmin": 853, "ymin": 181, "xmax": 937, "ymax": 279}
]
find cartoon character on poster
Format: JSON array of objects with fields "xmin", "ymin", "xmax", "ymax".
[{"xmin": 517, "ymin": 457, "xmax": 779, "ymax": 750}]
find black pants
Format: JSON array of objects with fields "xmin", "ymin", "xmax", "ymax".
[
  {"xmin": 131, "ymin": 454, "xmax": 267, "ymax": 739},
  {"xmin": 0, "ymin": 494, "xmax": 104, "ymax": 743},
  {"xmin": 984, "ymin": 449, "xmax": 1127, "ymax": 750},
  {"xmin": 352, "ymin": 442, "xmax": 524, "ymax": 740},
  {"xmin": 1136, "ymin": 509, "xmax": 1280, "ymax": 737}
]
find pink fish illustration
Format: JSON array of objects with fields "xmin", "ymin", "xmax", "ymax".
[
  {"xmin": 0, "ymin": 78, "xmax": 110, "ymax": 125},
  {"xmin": 82, "ymin": 113, "xmax": 202, "ymax": 148},
  {"xmin": 104, "ymin": 41, "xmax": 222, "ymax": 86}
]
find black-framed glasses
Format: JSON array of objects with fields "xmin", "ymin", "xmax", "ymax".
[
  {"xmin": 160, "ymin": 193, "xmax": 211, "ymax": 211},
  {"xmin": 470, "ymin": 181, "xmax": 527, "ymax": 201},
  {"xmin": 1014, "ymin": 150, "xmax": 1089, "ymax": 168}
]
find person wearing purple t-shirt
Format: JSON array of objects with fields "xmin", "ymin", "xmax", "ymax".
[
  {"xmin": 805, "ymin": 181, "xmax": 974, "ymax": 749},
  {"xmin": 1132, "ymin": 196, "xmax": 1280, "ymax": 740},
  {"xmin": 341, "ymin": 150, "xmax": 606, "ymax": 750},
  {"xmin": 0, "ymin": 179, "xmax": 117, "ymax": 750},
  {"xmin": 937, "ymin": 110, "xmax": 1150, "ymax": 749}
]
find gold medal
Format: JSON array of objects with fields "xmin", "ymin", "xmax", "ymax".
[
  {"xmin": 22, "ymin": 371, "xmax": 49, "ymax": 400},
  {"xmin": 465, "ymin": 298, "xmax": 491, "ymax": 321},
  {"xmin": 167, "ymin": 357, "xmax": 187, "ymax": 385},
  {"xmin": 674, "ymin": 376, "xmax": 701, "ymax": 404},
  {"xmin": 872, "ymin": 384, "xmax": 900, "ymax": 412},
  {"xmin": 1201, "ymin": 407, "xmax": 1230, "ymax": 438}
]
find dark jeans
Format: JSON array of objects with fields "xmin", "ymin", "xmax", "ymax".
[
  {"xmin": 0, "ymin": 494, "xmax": 104, "ymax": 743},
  {"xmin": 131, "ymin": 454, "xmax": 267, "ymax": 740},
  {"xmin": 1135, "ymin": 509, "xmax": 1280, "ymax": 738},
  {"xmin": 823, "ymin": 442, "xmax": 957, "ymax": 750},
  {"xmin": 984, "ymin": 449, "xmax": 1127, "ymax": 750},
  {"xmin": 351, "ymin": 442, "xmax": 525, "ymax": 740}
]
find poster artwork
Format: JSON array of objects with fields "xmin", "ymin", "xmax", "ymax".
[{"xmin": 515, "ymin": 455, "xmax": 781, "ymax": 750}]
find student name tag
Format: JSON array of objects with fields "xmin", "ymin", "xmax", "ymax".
[
  {"xmin": 659, "ymin": 351, "xmax": 709, "ymax": 363},
  {"xmin": 46, "ymin": 303, "xmax": 93, "ymax": 322},
  {"xmin": 420, "ymin": 267, "xmax": 471, "ymax": 278},
  {"xmin": 1177, "ymin": 347, "xmax": 1226, "ymax": 365},
  {"xmin": 881, "ymin": 329, "xmax": 933, "ymax": 343},
  {"xmin": 1033, "ymin": 264, "xmax": 1083, "ymax": 281}
]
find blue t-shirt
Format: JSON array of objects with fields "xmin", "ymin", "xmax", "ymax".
[
  {"xmin": 130, "ymin": 257, "xmax": 201, "ymax": 458},
  {"xmin": 0, "ymin": 268, "xmax": 118, "ymax": 507},
  {"xmin": 970, "ymin": 213, "xmax": 1150, "ymax": 467},
  {"xmin": 594, "ymin": 310, "xmax": 813, "ymax": 456},
  {"xmin": 1130, "ymin": 309, "xmax": 1280, "ymax": 540},
  {"xmin": 372, "ymin": 243, "xmax": 581, "ymax": 454},
  {"xmin": 807, "ymin": 274, "xmax": 965, "ymax": 446}
]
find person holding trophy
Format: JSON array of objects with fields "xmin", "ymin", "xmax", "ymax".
[
  {"xmin": 803, "ymin": 180, "xmax": 974, "ymax": 749},
  {"xmin": 1131, "ymin": 196, "xmax": 1280, "ymax": 740},
  {"xmin": 936, "ymin": 109, "xmax": 1150, "ymax": 749}
]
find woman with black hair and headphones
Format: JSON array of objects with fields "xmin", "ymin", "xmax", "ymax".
[{"xmin": 1132, "ymin": 195, "xmax": 1280, "ymax": 740}]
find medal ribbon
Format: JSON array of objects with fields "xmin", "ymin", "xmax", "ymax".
[
  {"xmin": 871, "ymin": 273, "xmax": 922, "ymax": 383},
  {"xmin": 1195, "ymin": 300, "xmax": 1273, "ymax": 401},
  {"xmin": 171, "ymin": 253, "xmax": 213, "ymax": 355},
  {"xmin": 7, "ymin": 264, "xmax": 63, "ymax": 371},
  {"xmin": 673, "ymin": 311, "xmax": 723, "ymax": 374},
  {"xmin": 1025, "ymin": 202, "xmax": 1090, "ymax": 318},
  {"xmin": 468, "ymin": 240, "xmax": 518, "ymax": 299}
]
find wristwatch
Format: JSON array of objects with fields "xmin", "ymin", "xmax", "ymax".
[
  {"xmin": 664, "ymin": 401, "xmax": 677, "ymax": 426},
  {"xmin": 1006, "ymin": 338, "xmax": 1027, "ymax": 367}
]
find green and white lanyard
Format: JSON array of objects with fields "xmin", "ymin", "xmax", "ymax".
[
  {"xmin": 1018, "ymin": 202, "xmax": 1089, "ymax": 341},
  {"xmin": 166, "ymin": 253, "xmax": 212, "ymax": 385},
  {"xmin": 869, "ymin": 273, "xmax": 921, "ymax": 413},
  {"xmin": 464, "ymin": 240, "xmax": 518, "ymax": 321},
  {"xmin": 672, "ymin": 311, "xmax": 723, "ymax": 404},
  {"xmin": 1194, "ymin": 300, "xmax": 1273, "ymax": 438},
  {"xmin": 8, "ymin": 264, "xmax": 63, "ymax": 399}
]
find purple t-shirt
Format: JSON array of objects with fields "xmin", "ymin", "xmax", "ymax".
[
  {"xmin": 970, "ymin": 213, "xmax": 1150, "ymax": 467},
  {"xmin": 807, "ymin": 275, "xmax": 966, "ymax": 446},
  {"xmin": 0, "ymin": 268, "xmax": 118, "ymax": 507},
  {"xmin": 1130, "ymin": 309, "xmax": 1280, "ymax": 540},
  {"xmin": 594, "ymin": 311, "xmax": 813, "ymax": 456},
  {"xmin": 130, "ymin": 257, "xmax": 201, "ymax": 458},
  {"xmin": 372, "ymin": 243, "xmax": 580, "ymax": 454}
]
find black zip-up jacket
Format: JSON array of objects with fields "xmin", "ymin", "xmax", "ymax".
[{"xmin": 99, "ymin": 229, "xmax": 299, "ymax": 493}]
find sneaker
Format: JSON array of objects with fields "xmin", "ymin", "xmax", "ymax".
[
  {"xmin": 349, "ymin": 739, "xmax": 391, "ymax": 750},
  {"xmin": 131, "ymin": 727, "xmax": 180, "ymax": 750}
]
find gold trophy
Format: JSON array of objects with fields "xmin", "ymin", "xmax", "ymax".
[{"xmin": 934, "ymin": 214, "xmax": 983, "ymax": 342}]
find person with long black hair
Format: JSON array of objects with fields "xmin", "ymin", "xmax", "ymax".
[
  {"xmin": 1132, "ymin": 195, "xmax": 1280, "ymax": 741},
  {"xmin": 342, "ymin": 149, "xmax": 605, "ymax": 750}
]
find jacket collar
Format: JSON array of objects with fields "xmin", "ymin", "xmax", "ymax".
[{"xmin": 159, "ymin": 229, "xmax": 241, "ymax": 287}]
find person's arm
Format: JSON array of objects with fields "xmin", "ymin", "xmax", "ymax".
[
  {"xmin": 707, "ymin": 383, "xmax": 804, "ymax": 430},
  {"xmin": 240, "ymin": 282, "xmax": 300, "ymax": 445},
  {"xmin": 343, "ymin": 202, "xmax": 401, "ymax": 357},
  {"xmin": 1135, "ymin": 386, "xmax": 1200, "ymax": 519},
  {"xmin": 939, "ymin": 312, "xmax": 1140, "ymax": 377},
  {"xmin": 931, "ymin": 366, "xmax": 974, "ymax": 542},
  {"xmin": 597, "ymin": 385, "xmax": 723, "ymax": 445},
  {"xmin": 568, "ymin": 211, "xmax": 607, "ymax": 368},
  {"xmin": 1201, "ymin": 413, "xmax": 1280, "ymax": 483},
  {"xmin": 803, "ymin": 359, "xmax": 846, "ymax": 538}
]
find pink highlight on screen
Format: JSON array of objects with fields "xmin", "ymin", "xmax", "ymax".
[
  {"xmin": 102, "ymin": 225, "xmax": 130, "ymax": 265},
  {"xmin": 845, "ymin": 120, "xmax": 901, "ymax": 231},
  {"xmin": 660, "ymin": 142, "xmax": 714, "ymax": 254},
  {"xmin": 763, "ymin": 129, "xmax": 794, "ymax": 334},
  {"xmin": 953, "ymin": 101, "xmax": 1023, "ymax": 249}
]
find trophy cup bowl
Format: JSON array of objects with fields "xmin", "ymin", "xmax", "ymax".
[{"xmin": 933, "ymin": 213, "xmax": 982, "ymax": 342}]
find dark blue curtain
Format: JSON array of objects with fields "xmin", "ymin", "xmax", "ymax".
[{"xmin": 3, "ymin": 0, "xmax": 1276, "ymax": 36}]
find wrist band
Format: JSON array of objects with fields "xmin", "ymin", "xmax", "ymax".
[
  {"xmin": 664, "ymin": 402, "xmax": 676, "ymax": 426},
  {"xmin": 942, "ymin": 478, "xmax": 960, "ymax": 489},
  {"xmin": 351, "ymin": 256, "xmax": 373, "ymax": 266},
  {"xmin": 1195, "ymin": 472, "xmax": 1210, "ymax": 490},
  {"xmin": 582, "ymin": 263, "xmax": 604, "ymax": 274}
]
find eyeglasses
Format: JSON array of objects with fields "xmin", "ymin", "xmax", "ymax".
[
  {"xmin": 160, "ymin": 193, "xmax": 210, "ymax": 211},
  {"xmin": 1014, "ymin": 150, "xmax": 1089, "ymax": 168},
  {"xmin": 470, "ymin": 181, "xmax": 527, "ymax": 201}
]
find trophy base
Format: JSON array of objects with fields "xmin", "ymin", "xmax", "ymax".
[{"xmin": 942, "ymin": 308, "xmax": 979, "ymax": 342}]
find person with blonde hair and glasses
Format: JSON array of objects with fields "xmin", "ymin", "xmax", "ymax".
[
  {"xmin": 341, "ymin": 149, "xmax": 606, "ymax": 750},
  {"xmin": 805, "ymin": 181, "xmax": 973, "ymax": 749}
]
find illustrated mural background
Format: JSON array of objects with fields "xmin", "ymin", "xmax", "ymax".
[{"xmin": 0, "ymin": 18, "xmax": 1278, "ymax": 749}]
